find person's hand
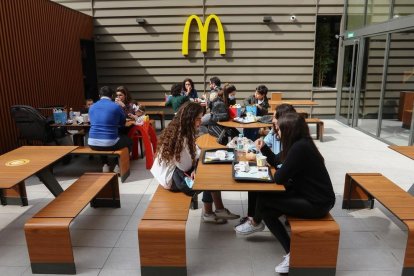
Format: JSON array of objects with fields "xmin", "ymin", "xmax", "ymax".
[
  {"xmin": 115, "ymin": 98, "xmax": 125, "ymax": 107},
  {"xmin": 190, "ymin": 171, "xmax": 196, "ymax": 180},
  {"xmin": 255, "ymin": 138, "xmax": 265, "ymax": 151},
  {"xmin": 128, "ymin": 113, "xmax": 137, "ymax": 119}
]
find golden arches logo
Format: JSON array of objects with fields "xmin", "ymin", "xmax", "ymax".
[{"xmin": 182, "ymin": 14, "xmax": 226, "ymax": 56}]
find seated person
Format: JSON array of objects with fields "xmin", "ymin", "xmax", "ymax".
[
  {"xmin": 128, "ymin": 104, "xmax": 146, "ymax": 126},
  {"xmin": 166, "ymin": 83, "xmax": 189, "ymax": 113},
  {"xmin": 243, "ymin": 85, "xmax": 270, "ymax": 141},
  {"xmin": 80, "ymin": 98, "xmax": 94, "ymax": 114},
  {"xmin": 182, "ymin": 78, "xmax": 198, "ymax": 99},
  {"xmin": 88, "ymin": 86, "xmax": 132, "ymax": 153},
  {"xmin": 115, "ymin": 86, "xmax": 136, "ymax": 116}
]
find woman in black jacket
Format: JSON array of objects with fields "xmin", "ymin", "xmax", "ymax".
[{"xmin": 255, "ymin": 112, "xmax": 335, "ymax": 274}]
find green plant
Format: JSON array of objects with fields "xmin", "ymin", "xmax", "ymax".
[{"xmin": 314, "ymin": 23, "xmax": 335, "ymax": 87}]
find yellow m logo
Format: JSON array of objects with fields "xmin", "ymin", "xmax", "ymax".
[{"xmin": 182, "ymin": 14, "xmax": 226, "ymax": 56}]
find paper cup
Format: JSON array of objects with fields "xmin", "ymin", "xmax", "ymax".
[{"xmin": 256, "ymin": 155, "xmax": 267, "ymax": 167}]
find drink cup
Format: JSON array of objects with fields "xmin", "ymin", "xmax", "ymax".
[
  {"xmin": 256, "ymin": 155, "xmax": 267, "ymax": 167},
  {"xmin": 81, "ymin": 114, "xmax": 89, "ymax": 123}
]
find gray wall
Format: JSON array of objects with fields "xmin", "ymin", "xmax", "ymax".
[{"xmin": 53, "ymin": 0, "xmax": 344, "ymax": 116}]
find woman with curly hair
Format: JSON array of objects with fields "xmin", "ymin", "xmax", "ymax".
[{"xmin": 151, "ymin": 102, "xmax": 239, "ymax": 224}]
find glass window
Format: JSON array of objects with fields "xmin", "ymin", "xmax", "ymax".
[
  {"xmin": 366, "ymin": 0, "xmax": 391, "ymax": 25},
  {"xmin": 357, "ymin": 34, "xmax": 387, "ymax": 136},
  {"xmin": 346, "ymin": 0, "xmax": 366, "ymax": 31},
  {"xmin": 313, "ymin": 16, "xmax": 341, "ymax": 88},
  {"xmin": 380, "ymin": 30, "xmax": 414, "ymax": 145},
  {"xmin": 393, "ymin": 1, "xmax": 414, "ymax": 18}
]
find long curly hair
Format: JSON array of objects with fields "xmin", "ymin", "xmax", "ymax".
[{"xmin": 157, "ymin": 102, "xmax": 203, "ymax": 166}]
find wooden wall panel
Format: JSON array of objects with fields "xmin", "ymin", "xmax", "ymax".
[
  {"xmin": 53, "ymin": 0, "xmax": 343, "ymax": 117},
  {"xmin": 0, "ymin": 0, "xmax": 93, "ymax": 154}
]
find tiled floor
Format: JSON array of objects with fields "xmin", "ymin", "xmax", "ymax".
[{"xmin": 0, "ymin": 120, "xmax": 413, "ymax": 275}]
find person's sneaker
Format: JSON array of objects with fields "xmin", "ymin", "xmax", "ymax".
[
  {"xmin": 234, "ymin": 219, "xmax": 265, "ymax": 235},
  {"xmin": 215, "ymin": 208, "xmax": 240, "ymax": 220},
  {"xmin": 234, "ymin": 216, "xmax": 249, "ymax": 227},
  {"xmin": 113, "ymin": 164, "xmax": 120, "ymax": 174},
  {"xmin": 202, "ymin": 213, "xmax": 227, "ymax": 224},
  {"xmin": 102, "ymin": 164, "xmax": 110, "ymax": 173},
  {"xmin": 275, "ymin": 253, "xmax": 290, "ymax": 274}
]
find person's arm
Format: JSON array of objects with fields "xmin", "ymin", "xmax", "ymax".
[
  {"xmin": 260, "ymin": 144, "xmax": 280, "ymax": 168},
  {"xmin": 165, "ymin": 97, "xmax": 172, "ymax": 107},
  {"xmin": 243, "ymin": 95, "xmax": 253, "ymax": 106},
  {"xmin": 263, "ymin": 130, "xmax": 274, "ymax": 147},
  {"xmin": 273, "ymin": 142, "xmax": 304, "ymax": 184}
]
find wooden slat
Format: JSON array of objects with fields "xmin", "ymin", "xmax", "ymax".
[
  {"xmin": 0, "ymin": 1, "xmax": 93, "ymax": 154},
  {"xmin": 34, "ymin": 173, "xmax": 117, "ymax": 218},
  {"xmin": 25, "ymin": 217, "xmax": 74, "ymax": 263}
]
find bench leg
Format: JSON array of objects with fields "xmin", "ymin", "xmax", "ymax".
[
  {"xmin": 138, "ymin": 220, "xmax": 187, "ymax": 276},
  {"xmin": 113, "ymin": 148, "xmax": 130, "ymax": 183},
  {"xmin": 25, "ymin": 218, "xmax": 75, "ymax": 274},
  {"xmin": 403, "ymin": 220, "xmax": 414, "ymax": 276},
  {"xmin": 289, "ymin": 219, "xmax": 339, "ymax": 276},
  {"xmin": 91, "ymin": 174, "xmax": 121, "ymax": 208},
  {"xmin": 342, "ymin": 174, "xmax": 374, "ymax": 209},
  {"xmin": 1, "ymin": 181, "xmax": 28, "ymax": 206}
]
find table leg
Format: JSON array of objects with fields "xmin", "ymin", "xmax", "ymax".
[{"xmin": 36, "ymin": 168, "xmax": 64, "ymax": 197}]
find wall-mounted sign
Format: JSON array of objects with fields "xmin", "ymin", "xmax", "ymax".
[{"xmin": 182, "ymin": 14, "xmax": 226, "ymax": 56}]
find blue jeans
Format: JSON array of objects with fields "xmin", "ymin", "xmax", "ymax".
[{"xmin": 202, "ymin": 191, "xmax": 213, "ymax": 203}]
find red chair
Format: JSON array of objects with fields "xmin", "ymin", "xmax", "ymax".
[{"xmin": 128, "ymin": 121, "xmax": 157, "ymax": 169}]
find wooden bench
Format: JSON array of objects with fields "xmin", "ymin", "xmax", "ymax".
[
  {"xmin": 146, "ymin": 110, "xmax": 165, "ymax": 130},
  {"xmin": 138, "ymin": 185, "xmax": 193, "ymax": 276},
  {"xmin": 25, "ymin": 173, "xmax": 120, "ymax": 274},
  {"xmin": 287, "ymin": 213, "xmax": 340, "ymax": 276},
  {"xmin": 71, "ymin": 146, "xmax": 130, "ymax": 182},
  {"xmin": 342, "ymin": 173, "xmax": 414, "ymax": 276},
  {"xmin": 305, "ymin": 118, "xmax": 324, "ymax": 141}
]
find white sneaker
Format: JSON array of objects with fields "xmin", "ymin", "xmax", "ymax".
[
  {"xmin": 275, "ymin": 253, "xmax": 290, "ymax": 274},
  {"xmin": 202, "ymin": 213, "xmax": 227, "ymax": 224},
  {"xmin": 234, "ymin": 219, "xmax": 265, "ymax": 235},
  {"xmin": 113, "ymin": 164, "xmax": 120, "ymax": 174},
  {"xmin": 102, "ymin": 164, "xmax": 110, "ymax": 173}
]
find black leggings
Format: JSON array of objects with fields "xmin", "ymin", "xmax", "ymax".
[{"xmin": 256, "ymin": 192, "xmax": 332, "ymax": 253}]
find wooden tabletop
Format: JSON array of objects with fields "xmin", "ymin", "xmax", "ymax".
[
  {"xmin": 218, "ymin": 120, "xmax": 272, "ymax": 129},
  {"xmin": 139, "ymin": 101, "xmax": 166, "ymax": 107},
  {"xmin": 269, "ymin": 100, "xmax": 318, "ymax": 106},
  {"xmin": 193, "ymin": 151, "xmax": 284, "ymax": 192},
  {"xmin": 0, "ymin": 146, "xmax": 78, "ymax": 189},
  {"xmin": 196, "ymin": 134, "xmax": 226, "ymax": 149},
  {"xmin": 388, "ymin": 145, "xmax": 414, "ymax": 161}
]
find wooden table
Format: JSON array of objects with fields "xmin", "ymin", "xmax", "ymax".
[
  {"xmin": 0, "ymin": 146, "xmax": 78, "ymax": 205},
  {"xmin": 139, "ymin": 101, "xmax": 166, "ymax": 107},
  {"xmin": 389, "ymin": 145, "xmax": 414, "ymax": 160},
  {"xmin": 196, "ymin": 134, "xmax": 225, "ymax": 149},
  {"xmin": 269, "ymin": 100, "xmax": 318, "ymax": 106},
  {"xmin": 193, "ymin": 151, "xmax": 284, "ymax": 192},
  {"xmin": 218, "ymin": 120, "xmax": 272, "ymax": 129}
]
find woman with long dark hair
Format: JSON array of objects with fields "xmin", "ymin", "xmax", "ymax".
[{"xmin": 254, "ymin": 112, "xmax": 335, "ymax": 274}]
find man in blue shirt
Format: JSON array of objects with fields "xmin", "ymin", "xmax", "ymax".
[{"xmin": 88, "ymin": 86, "xmax": 132, "ymax": 152}]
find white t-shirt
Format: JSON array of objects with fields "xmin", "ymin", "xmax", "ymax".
[{"xmin": 150, "ymin": 140, "xmax": 200, "ymax": 189}]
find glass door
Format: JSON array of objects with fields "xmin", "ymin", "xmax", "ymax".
[{"xmin": 337, "ymin": 39, "xmax": 360, "ymax": 126}]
